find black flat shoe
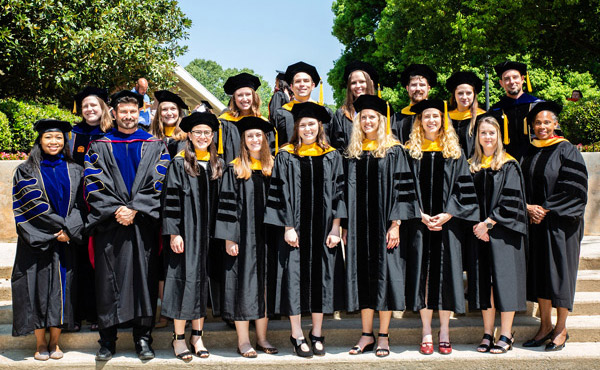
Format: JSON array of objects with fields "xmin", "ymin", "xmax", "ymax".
[
  {"xmin": 477, "ymin": 333, "xmax": 494, "ymax": 353},
  {"xmin": 349, "ymin": 332, "xmax": 375, "ymax": 355},
  {"xmin": 190, "ymin": 329, "xmax": 210, "ymax": 358},
  {"xmin": 523, "ymin": 329, "xmax": 554, "ymax": 347},
  {"xmin": 545, "ymin": 333, "xmax": 569, "ymax": 351},
  {"xmin": 95, "ymin": 342, "xmax": 115, "ymax": 361},
  {"xmin": 490, "ymin": 334, "xmax": 514, "ymax": 354},
  {"xmin": 309, "ymin": 330, "xmax": 326, "ymax": 356},
  {"xmin": 290, "ymin": 335, "xmax": 313, "ymax": 358},
  {"xmin": 376, "ymin": 333, "xmax": 390, "ymax": 357},
  {"xmin": 135, "ymin": 338, "xmax": 155, "ymax": 360}
]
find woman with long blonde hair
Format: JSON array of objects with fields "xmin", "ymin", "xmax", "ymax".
[
  {"xmin": 404, "ymin": 99, "xmax": 479, "ymax": 355},
  {"xmin": 343, "ymin": 95, "xmax": 420, "ymax": 357},
  {"xmin": 215, "ymin": 116, "xmax": 277, "ymax": 358},
  {"xmin": 466, "ymin": 115, "xmax": 527, "ymax": 354}
]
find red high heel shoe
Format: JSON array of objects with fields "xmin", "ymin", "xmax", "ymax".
[
  {"xmin": 438, "ymin": 332, "xmax": 452, "ymax": 355},
  {"xmin": 419, "ymin": 341, "xmax": 434, "ymax": 355}
]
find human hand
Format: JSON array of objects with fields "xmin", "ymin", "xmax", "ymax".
[
  {"xmin": 386, "ymin": 223, "xmax": 400, "ymax": 249},
  {"xmin": 170, "ymin": 235, "xmax": 184, "ymax": 253},
  {"xmin": 284, "ymin": 227, "xmax": 299, "ymax": 247},
  {"xmin": 225, "ymin": 240, "xmax": 239, "ymax": 256},
  {"xmin": 326, "ymin": 228, "xmax": 341, "ymax": 248}
]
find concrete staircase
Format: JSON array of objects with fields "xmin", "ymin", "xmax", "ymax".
[{"xmin": 1, "ymin": 238, "xmax": 600, "ymax": 368}]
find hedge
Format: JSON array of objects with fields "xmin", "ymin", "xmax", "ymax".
[{"xmin": 560, "ymin": 98, "xmax": 600, "ymax": 146}]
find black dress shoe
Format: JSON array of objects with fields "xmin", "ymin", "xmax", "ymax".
[
  {"xmin": 545, "ymin": 333, "xmax": 569, "ymax": 351},
  {"xmin": 135, "ymin": 338, "xmax": 155, "ymax": 360},
  {"xmin": 95, "ymin": 344, "xmax": 115, "ymax": 361},
  {"xmin": 523, "ymin": 330, "xmax": 553, "ymax": 347}
]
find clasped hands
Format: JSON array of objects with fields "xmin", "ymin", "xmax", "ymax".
[
  {"xmin": 527, "ymin": 204, "xmax": 549, "ymax": 224},
  {"xmin": 421, "ymin": 212, "xmax": 452, "ymax": 231},
  {"xmin": 54, "ymin": 230, "xmax": 70, "ymax": 243},
  {"xmin": 115, "ymin": 206, "xmax": 137, "ymax": 226}
]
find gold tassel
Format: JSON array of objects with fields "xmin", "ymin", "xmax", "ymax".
[
  {"xmin": 378, "ymin": 83, "xmax": 382, "ymax": 98},
  {"xmin": 524, "ymin": 118, "xmax": 528, "ymax": 135},
  {"xmin": 386, "ymin": 102, "xmax": 391, "ymax": 135},
  {"xmin": 503, "ymin": 111, "xmax": 510, "ymax": 145},
  {"xmin": 274, "ymin": 127, "xmax": 279, "ymax": 155},
  {"xmin": 526, "ymin": 71, "xmax": 533, "ymax": 93},
  {"xmin": 528, "ymin": 122, "xmax": 532, "ymax": 143},
  {"xmin": 73, "ymin": 100, "xmax": 77, "ymax": 114},
  {"xmin": 218, "ymin": 123, "xmax": 224, "ymax": 155},
  {"xmin": 319, "ymin": 80, "xmax": 324, "ymax": 105},
  {"xmin": 443, "ymin": 100, "xmax": 449, "ymax": 131},
  {"xmin": 68, "ymin": 131, "xmax": 72, "ymax": 140}
]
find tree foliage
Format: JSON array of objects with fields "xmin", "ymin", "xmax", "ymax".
[
  {"xmin": 330, "ymin": 0, "xmax": 600, "ymax": 108},
  {"xmin": 0, "ymin": 0, "xmax": 191, "ymax": 106},
  {"xmin": 185, "ymin": 59, "xmax": 272, "ymax": 118}
]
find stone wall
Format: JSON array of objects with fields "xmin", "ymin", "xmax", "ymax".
[{"xmin": 1, "ymin": 153, "xmax": 599, "ymax": 242}]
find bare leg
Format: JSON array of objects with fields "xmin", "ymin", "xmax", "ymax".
[
  {"xmin": 376, "ymin": 310, "xmax": 392, "ymax": 355},
  {"xmin": 311, "ymin": 313, "xmax": 324, "ymax": 352},
  {"xmin": 552, "ymin": 307, "xmax": 569, "ymax": 344},
  {"xmin": 420, "ymin": 308, "xmax": 434, "ymax": 343},
  {"xmin": 480, "ymin": 288, "xmax": 496, "ymax": 349},
  {"xmin": 438, "ymin": 310, "xmax": 451, "ymax": 343},
  {"xmin": 34, "ymin": 328, "xmax": 48, "ymax": 355},
  {"xmin": 48, "ymin": 327, "xmax": 62, "ymax": 355},
  {"xmin": 255, "ymin": 317, "xmax": 273, "ymax": 348},
  {"xmin": 289, "ymin": 314, "xmax": 309, "ymax": 352},
  {"xmin": 349, "ymin": 308, "xmax": 375, "ymax": 354},
  {"xmin": 534, "ymin": 298, "xmax": 554, "ymax": 339},
  {"xmin": 235, "ymin": 321, "xmax": 253, "ymax": 353},
  {"xmin": 172, "ymin": 319, "xmax": 191, "ymax": 357},
  {"xmin": 190, "ymin": 318, "xmax": 208, "ymax": 353}
]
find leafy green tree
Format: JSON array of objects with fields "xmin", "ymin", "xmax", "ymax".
[
  {"xmin": 185, "ymin": 58, "xmax": 272, "ymax": 118},
  {"xmin": 0, "ymin": 0, "xmax": 191, "ymax": 105}
]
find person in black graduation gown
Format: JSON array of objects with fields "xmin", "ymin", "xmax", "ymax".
[
  {"xmin": 268, "ymin": 70, "xmax": 292, "ymax": 124},
  {"xmin": 11, "ymin": 119, "xmax": 85, "ymax": 360},
  {"xmin": 404, "ymin": 99, "xmax": 479, "ymax": 355},
  {"xmin": 446, "ymin": 72, "xmax": 486, "ymax": 158},
  {"xmin": 466, "ymin": 115, "xmax": 527, "ymax": 354},
  {"xmin": 265, "ymin": 102, "xmax": 346, "ymax": 358},
  {"xmin": 84, "ymin": 90, "xmax": 170, "ymax": 361},
  {"xmin": 272, "ymin": 62, "xmax": 334, "ymax": 147},
  {"xmin": 214, "ymin": 116, "xmax": 278, "ymax": 358},
  {"xmin": 489, "ymin": 61, "xmax": 543, "ymax": 161},
  {"xmin": 520, "ymin": 102, "xmax": 588, "ymax": 351},
  {"xmin": 69, "ymin": 86, "xmax": 112, "ymax": 333},
  {"xmin": 329, "ymin": 60, "xmax": 379, "ymax": 152},
  {"xmin": 150, "ymin": 90, "xmax": 188, "ymax": 158},
  {"xmin": 392, "ymin": 64, "xmax": 437, "ymax": 144},
  {"xmin": 160, "ymin": 112, "xmax": 224, "ymax": 361},
  {"xmin": 342, "ymin": 95, "xmax": 420, "ymax": 357}
]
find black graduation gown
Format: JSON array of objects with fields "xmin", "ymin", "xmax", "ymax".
[
  {"xmin": 11, "ymin": 161, "xmax": 85, "ymax": 336},
  {"xmin": 164, "ymin": 136, "xmax": 184, "ymax": 159},
  {"xmin": 392, "ymin": 109, "xmax": 416, "ymax": 144},
  {"xmin": 329, "ymin": 108, "xmax": 354, "ymax": 152},
  {"xmin": 404, "ymin": 150, "xmax": 480, "ymax": 313},
  {"xmin": 521, "ymin": 140, "xmax": 588, "ymax": 311},
  {"xmin": 272, "ymin": 102, "xmax": 333, "ymax": 148},
  {"xmin": 84, "ymin": 133, "xmax": 170, "ymax": 328},
  {"xmin": 489, "ymin": 94, "xmax": 542, "ymax": 161},
  {"xmin": 69, "ymin": 122, "xmax": 106, "ymax": 166},
  {"xmin": 344, "ymin": 145, "xmax": 420, "ymax": 312},
  {"xmin": 218, "ymin": 113, "xmax": 275, "ymax": 164},
  {"xmin": 449, "ymin": 109, "xmax": 486, "ymax": 159},
  {"xmin": 466, "ymin": 160, "xmax": 528, "ymax": 312},
  {"xmin": 160, "ymin": 156, "xmax": 223, "ymax": 319},
  {"xmin": 268, "ymin": 90, "xmax": 289, "ymax": 124},
  {"xmin": 214, "ymin": 165, "xmax": 274, "ymax": 321},
  {"xmin": 265, "ymin": 147, "xmax": 347, "ymax": 315}
]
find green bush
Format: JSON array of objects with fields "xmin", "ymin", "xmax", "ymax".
[
  {"xmin": 0, "ymin": 99, "xmax": 79, "ymax": 152},
  {"xmin": 560, "ymin": 98, "xmax": 600, "ymax": 146},
  {"xmin": 0, "ymin": 111, "xmax": 12, "ymax": 151}
]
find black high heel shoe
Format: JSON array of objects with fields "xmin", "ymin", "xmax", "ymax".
[
  {"xmin": 349, "ymin": 332, "xmax": 375, "ymax": 355},
  {"xmin": 190, "ymin": 329, "xmax": 210, "ymax": 358},
  {"xmin": 545, "ymin": 333, "xmax": 569, "ymax": 351},
  {"xmin": 172, "ymin": 333, "xmax": 192, "ymax": 362},
  {"xmin": 523, "ymin": 329, "xmax": 553, "ymax": 347},
  {"xmin": 476, "ymin": 333, "xmax": 494, "ymax": 353},
  {"xmin": 490, "ymin": 333, "xmax": 514, "ymax": 354},
  {"xmin": 308, "ymin": 330, "xmax": 326, "ymax": 356},
  {"xmin": 290, "ymin": 335, "xmax": 313, "ymax": 358},
  {"xmin": 376, "ymin": 333, "xmax": 390, "ymax": 357}
]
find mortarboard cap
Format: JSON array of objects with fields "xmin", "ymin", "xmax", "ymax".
[
  {"xmin": 110, "ymin": 90, "xmax": 143, "ymax": 109},
  {"xmin": 223, "ymin": 73, "xmax": 261, "ymax": 95},
  {"xmin": 34, "ymin": 119, "xmax": 72, "ymax": 134},
  {"xmin": 284, "ymin": 62, "xmax": 320, "ymax": 85},
  {"xmin": 353, "ymin": 95, "xmax": 392, "ymax": 116},
  {"xmin": 401, "ymin": 64, "xmax": 438, "ymax": 88},
  {"xmin": 154, "ymin": 90, "xmax": 188, "ymax": 110},
  {"xmin": 494, "ymin": 61, "xmax": 527, "ymax": 78},
  {"xmin": 526, "ymin": 101, "xmax": 561, "ymax": 126},
  {"xmin": 179, "ymin": 112, "xmax": 220, "ymax": 133},
  {"xmin": 291, "ymin": 102, "xmax": 330, "ymax": 124},
  {"xmin": 235, "ymin": 116, "xmax": 273, "ymax": 134},
  {"xmin": 343, "ymin": 61, "xmax": 379, "ymax": 87},
  {"xmin": 445, "ymin": 71, "xmax": 483, "ymax": 94}
]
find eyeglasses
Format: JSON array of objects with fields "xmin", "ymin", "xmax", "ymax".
[{"xmin": 190, "ymin": 130, "xmax": 214, "ymax": 138}]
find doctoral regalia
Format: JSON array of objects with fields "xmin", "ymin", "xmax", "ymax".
[
  {"xmin": 449, "ymin": 108, "xmax": 486, "ymax": 159},
  {"xmin": 344, "ymin": 142, "xmax": 420, "ymax": 312},
  {"xmin": 466, "ymin": 157, "xmax": 528, "ymax": 312},
  {"xmin": 521, "ymin": 138, "xmax": 588, "ymax": 311},
  {"xmin": 265, "ymin": 144, "xmax": 347, "ymax": 315},
  {"xmin": 490, "ymin": 94, "xmax": 542, "ymax": 161},
  {"xmin": 161, "ymin": 152, "xmax": 223, "ymax": 320},
  {"xmin": 69, "ymin": 121, "xmax": 106, "ymax": 166},
  {"xmin": 272, "ymin": 101, "xmax": 333, "ymax": 148},
  {"xmin": 392, "ymin": 106, "xmax": 416, "ymax": 145},
  {"xmin": 404, "ymin": 140, "xmax": 480, "ymax": 313},
  {"xmin": 215, "ymin": 161, "xmax": 274, "ymax": 321},
  {"xmin": 11, "ymin": 158, "xmax": 85, "ymax": 336},
  {"xmin": 84, "ymin": 128, "xmax": 170, "ymax": 328},
  {"xmin": 218, "ymin": 112, "xmax": 273, "ymax": 164},
  {"xmin": 268, "ymin": 90, "xmax": 289, "ymax": 124}
]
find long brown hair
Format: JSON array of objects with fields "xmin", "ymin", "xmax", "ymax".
[
  {"xmin": 449, "ymin": 88, "xmax": 480, "ymax": 137},
  {"xmin": 287, "ymin": 117, "xmax": 330, "ymax": 155},
  {"xmin": 182, "ymin": 137, "xmax": 223, "ymax": 180},
  {"xmin": 227, "ymin": 89, "xmax": 262, "ymax": 117},
  {"xmin": 150, "ymin": 101, "xmax": 187, "ymax": 141},
  {"xmin": 80, "ymin": 96, "xmax": 113, "ymax": 132},
  {"xmin": 341, "ymin": 70, "xmax": 375, "ymax": 118},
  {"xmin": 233, "ymin": 132, "xmax": 273, "ymax": 179}
]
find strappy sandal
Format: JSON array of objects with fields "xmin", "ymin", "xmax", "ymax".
[
  {"xmin": 477, "ymin": 333, "xmax": 494, "ymax": 353},
  {"xmin": 190, "ymin": 329, "xmax": 210, "ymax": 358},
  {"xmin": 376, "ymin": 333, "xmax": 390, "ymax": 357},
  {"xmin": 490, "ymin": 333, "xmax": 514, "ymax": 354},
  {"xmin": 308, "ymin": 330, "xmax": 326, "ymax": 356},
  {"xmin": 172, "ymin": 333, "xmax": 192, "ymax": 362},
  {"xmin": 349, "ymin": 332, "xmax": 375, "ymax": 355},
  {"xmin": 290, "ymin": 335, "xmax": 312, "ymax": 358}
]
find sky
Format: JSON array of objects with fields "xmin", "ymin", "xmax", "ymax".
[{"xmin": 175, "ymin": 0, "xmax": 344, "ymax": 104}]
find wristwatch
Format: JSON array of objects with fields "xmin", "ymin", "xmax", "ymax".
[
  {"xmin": 485, "ymin": 221, "xmax": 494, "ymax": 230},
  {"xmin": 393, "ymin": 220, "xmax": 401, "ymax": 226}
]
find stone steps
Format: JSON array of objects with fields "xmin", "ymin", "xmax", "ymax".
[{"xmin": 2, "ymin": 343, "xmax": 600, "ymax": 369}]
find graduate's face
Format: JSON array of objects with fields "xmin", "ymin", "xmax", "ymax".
[
  {"xmin": 454, "ymin": 84, "xmax": 475, "ymax": 111},
  {"xmin": 421, "ymin": 108, "xmax": 442, "ymax": 139},
  {"xmin": 499, "ymin": 70, "xmax": 524, "ymax": 96},
  {"xmin": 115, "ymin": 102, "xmax": 139, "ymax": 131},
  {"xmin": 478, "ymin": 122, "xmax": 498, "ymax": 153},
  {"xmin": 40, "ymin": 131, "xmax": 65, "ymax": 156},
  {"xmin": 360, "ymin": 109, "xmax": 380, "ymax": 139},
  {"xmin": 234, "ymin": 87, "xmax": 254, "ymax": 113},
  {"xmin": 291, "ymin": 72, "xmax": 315, "ymax": 99},
  {"xmin": 244, "ymin": 129, "xmax": 263, "ymax": 155},
  {"xmin": 532, "ymin": 111, "xmax": 558, "ymax": 140},
  {"xmin": 350, "ymin": 71, "xmax": 368, "ymax": 98},
  {"xmin": 406, "ymin": 76, "xmax": 430, "ymax": 104},
  {"xmin": 189, "ymin": 124, "xmax": 214, "ymax": 150},
  {"xmin": 82, "ymin": 96, "xmax": 103, "ymax": 125},
  {"xmin": 297, "ymin": 117, "xmax": 319, "ymax": 145},
  {"xmin": 159, "ymin": 102, "xmax": 179, "ymax": 126}
]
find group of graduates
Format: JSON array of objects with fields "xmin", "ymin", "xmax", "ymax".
[{"xmin": 11, "ymin": 58, "xmax": 589, "ymax": 362}]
